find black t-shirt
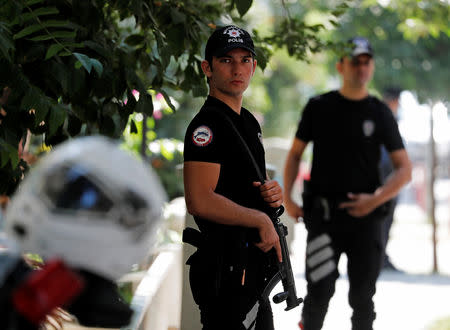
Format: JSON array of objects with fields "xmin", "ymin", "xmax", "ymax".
[
  {"xmin": 184, "ymin": 96, "xmax": 268, "ymax": 236},
  {"xmin": 295, "ymin": 90, "xmax": 404, "ymax": 195}
]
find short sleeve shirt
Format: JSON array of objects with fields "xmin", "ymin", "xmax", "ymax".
[
  {"xmin": 295, "ymin": 91, "xmax": 404, "ymax": 194},
  {"xmin": 184, "ymin": 96, "xmax": 268, "ymax": 233}
]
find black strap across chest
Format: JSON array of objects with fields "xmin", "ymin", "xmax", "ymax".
[{"xmin": 205, "ymin": 107, "xmax": 266, "ymax": 183}]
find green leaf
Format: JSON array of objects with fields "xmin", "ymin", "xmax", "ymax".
[
  {"xmin": 40, "ymin": 20, "xmax": 70, "ymax": 28},
  {"xmin": 13, "ymin": 14, "xmax": 66, "ymax": 40},
  {"xmin": 13, "ymin": 24, "xmax": 44, "ymax": 39},
  {"xmin": 73, "ymin": 52, "xmax": 92, "ymax": 73},
  {"xmin": 59, "ymin": 50, "xmax": 72, "ymax": 56},
  {"xmin": 26, "ymin": 0, "xmax": 45, "ymax": 5},
  {"xmin": 84, "ymin": 40, "xmax": 109, "ymax": 58},
  {"xmin": 0, "ymin": 23, "xmax": 13, "ymax": 62},
  {"xmin": 159, "ymin": 89, "xmax": 176, "ymax": 112},
  {"xmin": 48, "ymin": 104, "xmax": 67, "ymax": 137},
  {"xmin": 62, "ymin": 42, "xmax": 84, "ymax": 48},
  {"xmin": 73, "ymin": 53, "xmax": 102, "ymax": 75},
  {"xmin": 255, "ymin": 47, "xmax": 268, "ymax": 70},
  {"xmin": 90, "ymin": 58, "xmax": 103, "ymax": 76},
  {"xmin": 235, "ymin": 0, "xmax": 252, "ymax": 17},
  {"xmin": 9, "ymin": 150, "xmax": 18, "ymax": 169},
  {"xmin": 0, "ymin": 139, "xmax": 19, "ymax": 169},
  {"xmin": 29, "ymin": 6, "xmax": 59, "ymax": 16},
  {"xmin": 34, "ymin": 99, "xmax": 50, "ymax": 124},
  {"xmin": 11, "ymin": 6, "xmax": 59, "ymax": 25},
  {"xmin": 170, "ymin": 8, "xmax": 186, "ymax": 25},
  {"xmin": 192, "ymin": 81, "xmax": 208, "ymax": 98},
  {"xmin": 329, "ymin": 20, "xmax": 340, "ymax": 28},
  {"xmin": 20, "ymin": 88, "xmax": 40, "ymax": 111},
  {"xmin": 45, "ymin": 42, "xmax": 84, "ymax": 59},
  {"xmin": 29, "ymin": 31, "xmax": 76, "ymax": 41},
  {"xmin": 49, "ymin": 61, "xmax": 69, "ymax": 94},
  {"xmin": 0, "ymin": 150, "xmax": 8, "ymax": 168},
  {"xmin": 45, "ymin": 43, "xmax": 64, "ymax": 60},
  {"xmin": 165, "ymin": 27, "xmax": 185, "ymax": 57}
]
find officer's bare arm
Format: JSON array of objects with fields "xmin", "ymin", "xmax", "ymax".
[
  {"xmin": 373, "ymin": 149, "xmax": 412, "ymax": 205},
  {"xmin": 184, "ymin": 161, "xmax": 282, "ymax": 259},
  {"xmin": 283, "ymin": 138, "xmax": 308, "ymax": 219},
  {"xmin": 184, "ymin": 161, "xmax": 265, "ymax": 226}
]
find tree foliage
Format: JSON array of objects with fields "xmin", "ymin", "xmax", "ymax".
[
  {"xmin": 0, "ymin": 0, "xmax": 217, "ymax": 193},
  {"xmin": 362, "ymin": 0, "xmax": 450, "ymax": 41},
  {"xmin": 0, "ymin": 0, "xmax": 348, "ymax": 195},
  {"xmin": 334, "ymin": 3, "xmax": 450, "ymax": 104}
]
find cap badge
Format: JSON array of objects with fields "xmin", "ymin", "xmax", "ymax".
[
  {"xmin": 223, "ymin": 26, "xmax": 244, "ymax": 43},
  {"xmin": 354, "ymin": 38, "xmax": 368, "ymax": 48},
  {"xmin": 192, "ymin": 125, "xmax": 213, "ymax": 147},
  {"xmin": 224, "ymin": 26, "xmax": 242, "ymax": 37}
]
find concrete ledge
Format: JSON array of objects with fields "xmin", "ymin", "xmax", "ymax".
[{"xmin": 123, "ymin": 244, "xmax": 182, "ymax": 330}]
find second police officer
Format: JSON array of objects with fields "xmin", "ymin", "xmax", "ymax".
[{"xmin": 283, "ymin": 37, "xmax": 412, "ymax": 330}]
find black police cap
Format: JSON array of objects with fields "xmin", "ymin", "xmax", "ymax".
[
  {"xmin": 349, "ymin": 36, "xmax": 374, "ymax": 57},
  {"xmin": 205, "ymin": 25, "xmax": 256, "ymax": 60}
]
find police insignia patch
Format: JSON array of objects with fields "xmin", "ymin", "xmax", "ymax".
[
  {"xmin": 192, "ymin": 125, "xmax": 213, "ymax": 146},
  {"xmin": 362, "ymin": 120, "xmax": 375, "ymax": 137}
]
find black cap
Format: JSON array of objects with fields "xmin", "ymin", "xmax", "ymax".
[
  {"xmin": 205, "ymin": 25, "xmax": 256, "ymax": 60},
  {"xmin": 349, "ymin": 36, "xmax": 373, "ymax": 57}
]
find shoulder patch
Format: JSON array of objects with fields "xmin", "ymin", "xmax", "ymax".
[{"xmin": 192, "ymin": 125, "xmax": 213, "ymax": 147}]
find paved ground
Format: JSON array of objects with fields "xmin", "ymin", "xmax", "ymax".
[{"xmin": 271, "ymin": 212, "xmax": 450, "ymax": 330}]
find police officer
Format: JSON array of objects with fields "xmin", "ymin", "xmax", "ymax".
[
  {"xmin": 183, "ymin": 25, "xmax": 283, "ymax": 330},
  {"xmin": 283, "ymin": 37, "xmax": 412, "ymax": 330}
]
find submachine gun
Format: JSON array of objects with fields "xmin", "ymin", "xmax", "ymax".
[
  {"xmin": 222, "ymin": 109, "xmax": 303, "ymax": 310},
  {"xmin": 261, "ymin": 205, "xmax": 303, "ymax": 311},
  {"xmin": 183, "ymin": 205, "xmax": 303, "ymax": 312}
]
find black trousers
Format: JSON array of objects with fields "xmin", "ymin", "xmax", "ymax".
[
  {"xmin": 301, "ymin": 212, "xmax": 383, "ymax": 330},
  {"xmin": 381, "ymin": 197, "xmax": 397, "ymax": 267},
  {"xmin": 197, "ymin": 293, "xmax": 273, "ymax": 330},
  {"xmin": 188, "ymin": 248, "xmax": 275, "ymax": 330}
]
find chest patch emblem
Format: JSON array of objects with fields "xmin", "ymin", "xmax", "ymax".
[
  {"xmin": 192, "ymin": 125, "xmax": 213, "ymax": 147},
  {"xmin": 362, "ymin": 120, "xmax": 375, "ymax": 137}
]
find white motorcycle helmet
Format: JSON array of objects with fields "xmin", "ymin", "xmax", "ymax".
[{"xmin": 5, "ymin": 136, "xmax": 166, "ymax": 281}]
